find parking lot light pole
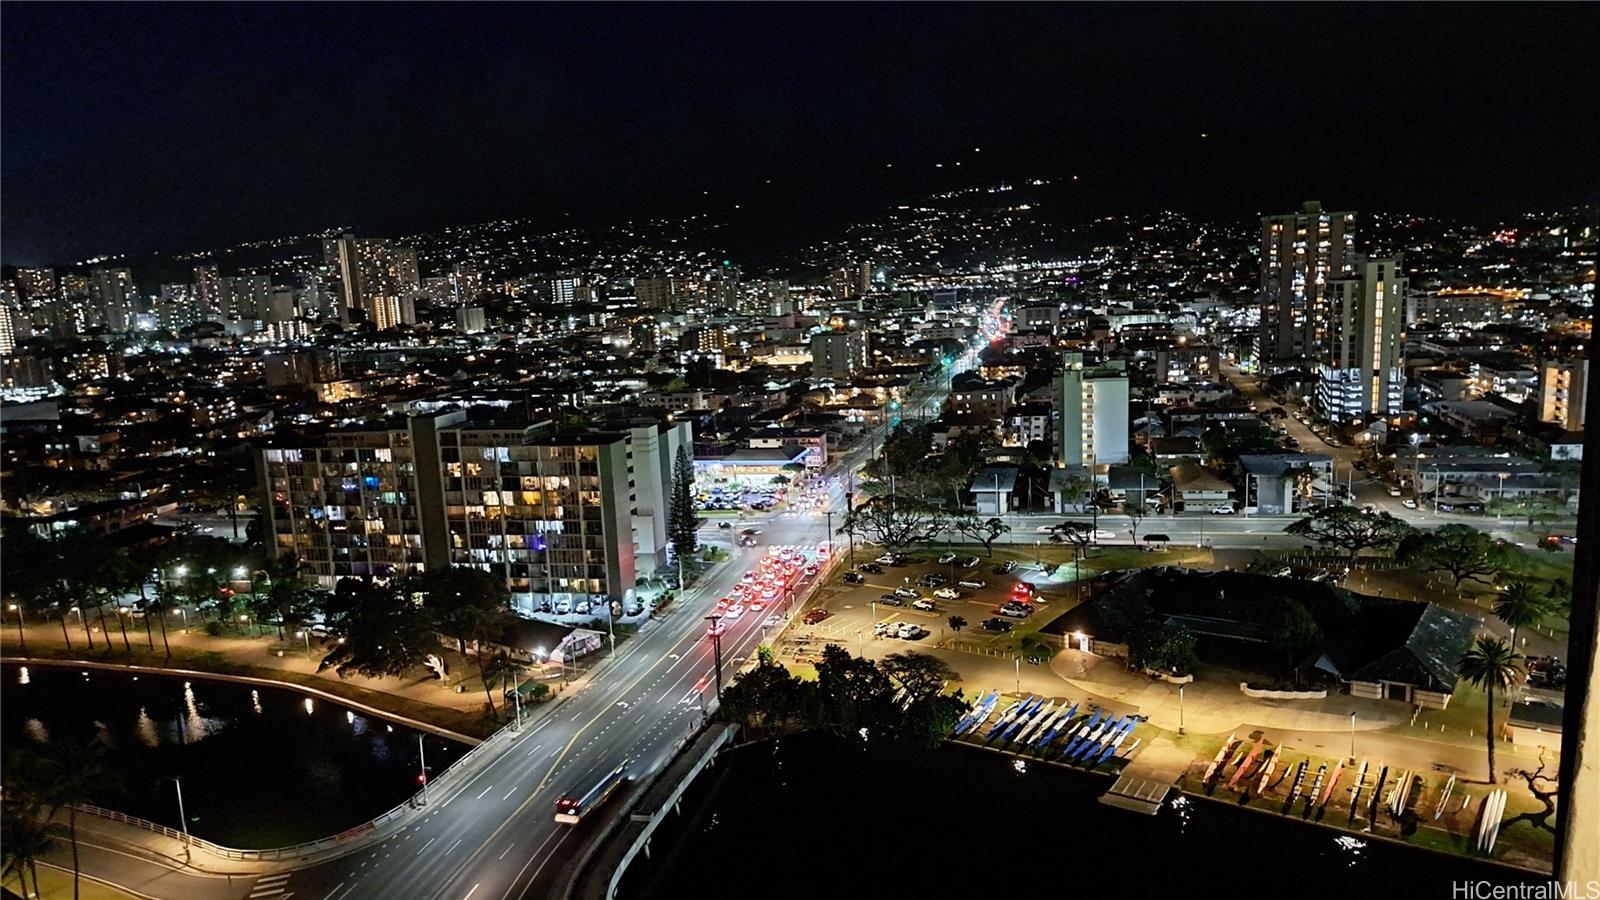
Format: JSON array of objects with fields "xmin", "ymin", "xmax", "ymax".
[
  {"xmin": 1178, "ymin": 685, "xmax": 1185, "ymax": 735},
  {"xmin": 1349, "ymin": 710, "xmax": 1357, "ymax": 763},
  {"xmin": 1014, "ymin": 654, "xmax": 1021, "ymax": 694}
]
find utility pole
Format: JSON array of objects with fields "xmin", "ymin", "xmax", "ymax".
[{"xmin": 705, "ymin": 614, "xmax": 724, "ymax": 701}]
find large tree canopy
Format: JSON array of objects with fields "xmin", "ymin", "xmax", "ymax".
[
  {"xmin": 1396, "ymin": 524, "xmax": 1522, "ymax": 589},
  {"xmin": 1284, "ymin": 504, "xmax": 1415, "ymax": 566}
]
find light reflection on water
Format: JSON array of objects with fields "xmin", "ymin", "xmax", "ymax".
[{"xmin": 1, "ymin": 665, "xmax": 466, "ymax": 847}]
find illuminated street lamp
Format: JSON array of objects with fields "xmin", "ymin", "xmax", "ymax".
[{"xmin": 8, "ymin": 603, "xmax": 25, "ymax": 653}]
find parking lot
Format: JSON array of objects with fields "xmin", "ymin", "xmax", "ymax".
[{"xmin": 775, "ymin": 549, "xmax": 1074, "ymax": 667}]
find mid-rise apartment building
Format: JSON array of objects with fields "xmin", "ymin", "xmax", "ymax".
[
  {"xmin": 1058, "ymin": 352, "xmax": 1130, "ymax": 472},
  {"xmin": 259, "ymin": 411, "xmax": 690, "ymax": 615},
  {"xmin": 1538, "ymin": 357, "xmax": 1589, "ymax": 431}
]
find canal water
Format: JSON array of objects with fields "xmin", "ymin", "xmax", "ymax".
[
  {"xmin": 0, "ymin": 664, "xmax": 467, "ymax": 848},
  {"xmin": 630, "ymin": 733, "xmax": 1546, "ymax": 899}
]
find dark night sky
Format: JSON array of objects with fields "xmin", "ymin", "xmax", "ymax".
[{"xmin": 4, "ymin": 3, "xmax": 1597, "ymax": 265}]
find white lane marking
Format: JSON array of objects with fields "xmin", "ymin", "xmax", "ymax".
[
  {"xmin": 448, "ymin": 838, "xmax": 464, "ymax": 854},
  {"xmin": 248, "ymin": 890, "xmax": 286, "ymax": 899},
  {"xmin": 502, "ymin": 785, "xmax": 517, "ymax": 801},
  {"xmin": 320, "ymin": 884, "xmax": 345, "ymax": 900},
  {"xmin": 475, "ymin": 784, "xmax": 494, "ymax": 800},
  {"xmin": 526, "ymin": 743, "xmax": 543, "ymax": 756},
  {"xmin": 464, "ymin": 885, "xmax": 481, "ymax": 900},
  {"xmin": 420, "ymin": 837, "xmax": 436, "ymax": 852},
  {"xmin": 498, "ymin": 842, "xmax": 515, "ymax": 860}
]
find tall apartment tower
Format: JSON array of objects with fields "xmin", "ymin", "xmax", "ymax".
[
  {"xmin": 322, "ymin": 235, "xmax": 421, "ymax": 329},
  {"xmin": 1315, "ymin": 255, "xmax": 1406, "ymax": 424},
  {"xmin": 193, "ymin": 264, "xmax": 221, "ymax": 313},
  {"xmin": 15, "ymin": 268, "xmax": 58, "ymax": 303},
  {"xmin": 90, "ymin": 268, "xmax": 138, "ymax": 333},
  {"xmin": 1538, "ymin": 358, "xmax": 1589, "ymax": 432},
  {"xmin": 1057, "ymin": 352, "xmax": 1130, "ymax": 472},
  {"xmin": 1259, "ymin": 202, "xmax": 1356, "ymax": 365},
  {"xmin": 810, "ymin": 330, "xmax": 868, "ymax": 381}
]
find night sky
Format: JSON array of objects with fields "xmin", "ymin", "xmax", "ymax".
[{"xmin": 3, "ymin": 3, "xmax": 1597, "ymax": 265}]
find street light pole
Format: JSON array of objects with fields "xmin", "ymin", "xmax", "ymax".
[
  {"xmin": 161, "ymin": 776, "xmax": 190, "ymax": 863},
  {"xmin": 8, "ymin": 603, "xmax": 24, "ymax": 653},
  {"xmin": 1349, "ymin": 710, "xmax": 1357, "ymax": 764},
  {"xmin": 1178, "ymin": 685, "xmax": 1185, "ymax": 735},
  {"xmin": 418, "ymin": 734, "xmax": 429, "ymax": 805}
]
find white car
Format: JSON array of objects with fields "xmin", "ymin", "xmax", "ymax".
[
  {"xmin": 937, "ymin": 552, "xmax": 958, "ymax": 564},
  {"xmin": 874, "ymin": 621, "xmax": 891, "ymax": 637},
  {"xmin": 763, "ymin": 614, "xmax": 782, "ymax": 628},
  {"xmin": 724, "ymin": 605, "xmax": 745, "ymax": 621},
  {"xmin": 897, "ymin": 622, "xmax": 925, "ymax": 640},
  {"xmin": 1402, "ymin": 499, "xmax": 1418, "ymax": 509},
  {"xmin": 911, "ymin": 598, "xmax": 937, "ymax": 611},
  {"xmin": 1034, "ymin": 525, "xmax": 1057, "ymax": 534},
  {"xmin": 957, "ymin": 578, "xmax": 986, "ymax": 590},
  {"xmin": 875, "ymin": 553, "xmax": 897, "ymax": 565},
  {"xmin": 933, "ymin": 587, "xmax": 961, "ymax": 600},
  {"xmin": 1209, "ymin": 506, "xmax": 1235, "ymax": 515}
]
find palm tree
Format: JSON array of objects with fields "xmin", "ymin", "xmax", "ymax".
[
  {"xmin": 1457, "ymin": 636, "xmax": 1524, "ymax": 783},
  {"xmin": 2, "ymin": 802, "xmax": 54, "ymax": 899},
  {"xmin": 1492, "ymin": 581, "xmax": 1549, "ymax": 649},
  {"xmin": 39, "ymin": 737, "xmax": 120, "ymax": 900}
]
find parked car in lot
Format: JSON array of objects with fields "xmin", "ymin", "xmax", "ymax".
[
  {"xmin": 999, "ymin": 601, "xmax": 1034, "ymax": 618},
  {"xmin": 842, "ymin": 572, "xmax": 865, "ymax": 584},
  {"xmin": 937, "ymin": 552, "xmax": 958, "ymax": 564},
  {"xmin": 873, "ymin": 621, "xmax": 891, "ymax": 637},
  {"xmin": 857, "ymin": 562, "xmax": 882, "ymax": 574},
  {"xmin": 893, "ymin": 586, "xmax": 921, "ymax": 600},
  {"xmin": 875, "ymin": 553, "xmax": 897, "ymax": 565},
  {"xmin": 1402, "ymin": 499, "xmax": 1418, "ymax": 509},
  {"xmin": 957, "ymin": 578, "xmax": 986, "ymax": 590},
  {"xmin": 1388, "ymin": 487, "xmax": 1402, "ymax": 497},
  {"xmin": 877, "ymin": 594, "xmax": 905, "ymax": 607},
  {"xmin": 919, "ymin": 573, "xmax": 947, "ymax": 587},
  {"xmin": 933, "ymin": 587, "xmax": 961, "ymax": 600},
  {"xmin": 801, "ymin": 608, "xmax": 831, "ymax": 624},
  {"xmin": 897, "ymin": 623, "xmax": 926, "ymax": 640},
  {"xmin": 981, "ymin": 617, "xmax": 1014, "ymax": 633},
  {"xmin": 960, "ymin": 556, "xmax": 981, "ymax": 568},
  {"xmin": 998, "ymin": 560, "xmax": 1018, "ymax": 574},
  {"xmin": 911, "ymin": 598, "xmax": 937, "ymax": 611}
]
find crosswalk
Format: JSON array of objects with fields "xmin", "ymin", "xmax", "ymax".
[{"xmin": 248, "ymin": 872, "xmax": 293, "ymax": 899}]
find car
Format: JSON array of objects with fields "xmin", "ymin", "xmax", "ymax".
[
  {"xmin": 981, "ymin": 617, "xmax": 1014, "ymax": 633},
  {"xmin": 1402, "ymin": 499, "xmax": 1418, "ymax": 509},
  {"xmin": 877, "ymin": 594, "xmax": 905, "ymax": 607},
  {"xmin": 857, "ymin": 563, "xmax": 882, "ymax": 574},
  {"xmin": 842, "ymin": 572, "xmax": 865, "ymax": 584},
  {"xmin": 724, "ymin": 605, "xmax": 745, "ymax": 620},
  {"xmin": 1034, "ymin": 525, "xmax": 1057, "ymax": 534},
  {"xmin": 715, "ymin": 597, "xmax": 733, "ymax": 610},
  {"xmin": 555, "ymin": 599, "xmax": 573, "ymax": 614},
  {"xmin": 706, "ymin": 622, "xmax": 727, "ymax": 638},
  {"xmin": 763, "ymin": 614, "xmax": 782, "ymax": 628},
  {"xmin": 999, "ymin": 603, "xmax": 1033, "ymax": 618},
  {"xmin": 999, "ymin": 560, "xmax": 1018, "ymax": 574},
  {"xmin": 1010, "ymin": 582, "xmax": 1037, "ymax": 599},
  {"xmin": 718, "ymin": 520, "xmax": 733, "ymax": 529},
  {"xmin": 960, "ymin": 556, "xmax": 981, "ymax": 568},
  {"xmin": 919, "ymin": 573, "xmax": 947, "ymax": 587},
  {"xmin": 1209, "ymin": 505, "xmax": 1235, "ymax": 515},
  {"xmin": 911, "ymin": 598, "xmax": 937, "ymax": 611},
  {"xmin": 738, "ymin": 535, "xmax": 759, "ymax": 547},
  {"xmin": 893, "ymin": 586, "xmax": 921, "ymax": 600},
  {"xmin": 803, "ymin": 564, "xmax": 820, "ymax": 577},
  {"xmin": 937, "ymin": 552, "xmax": 958, "ymax": 564},
  {"xmin": 957, "ymin": 578, "xmax": 986, "ymax": 590},
  {"xmin": 933, "ymin": 587, "xmax": 961, "ymax": 600},
  {"xmin": 801, "ymin": 609, "xmax": 831, "ymax": 625},
  {"xmin": 1388, "ymin": 487, "xmax": 1402, "ymax": 497},
  {"xmin": 897, "ymin": 623, "xmax": 925, "ymax": 640},
  {"xmin": 309, "ymin": 623, "xmax": 333, "ymax": 638},
  {"xmin": 873, "ymin": 621, "xmax": 891, "ymax": 637},
  {"xmin": 875, "ymin": 553, "xmax": 897, "ymax": 565}
]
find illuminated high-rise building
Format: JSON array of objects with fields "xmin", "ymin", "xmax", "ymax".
[
  {"xmin": 1315, "ymin": 255, "xmax": 1406, "ymax": 424},
  {"xmin": 193, "ymin": 264, "xmax": 221, "ymax": 313},
  {"xmin": 90, "ymin": 267, "xmax": 138, "ymax": 333},
  {"xmin": 1538, "ymin": 357, "xmax": 1589, "ymax": 432},
  {"xmin": 1057, "ymin": 352, "xmax": 1130, "ymax": 470},
  {"xmin": 1259, "ymin": 201, "xmax": 1355, "ymax": 364},
  {"xmin": 15, "ymin": 267, "xmax": 58, "ymax": 303},
  {"xmin": 321, "ymin": 234, "xmax": 421, "ymax": 329}
]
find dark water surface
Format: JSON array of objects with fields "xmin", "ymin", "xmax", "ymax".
[
  {"xmin": 632, "ymin": 733, "xmax": 1546, "ymax": 899},
  {"xmin": 1, "ymin": 663, "xmax": 467, "ymax": 848}
]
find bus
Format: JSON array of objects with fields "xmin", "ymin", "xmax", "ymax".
[{"xmin": 553, "ymin": 762, "xmax": 629, "ymax": 825}]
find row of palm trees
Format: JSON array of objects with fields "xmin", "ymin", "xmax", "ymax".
[
  {"xmin": 2, "ymin": 737, "xmax": 119, "ymax": 900},
  {"xmin": 1455, "ymin": 579, "xmax": 1558, "ymax": 785}
]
